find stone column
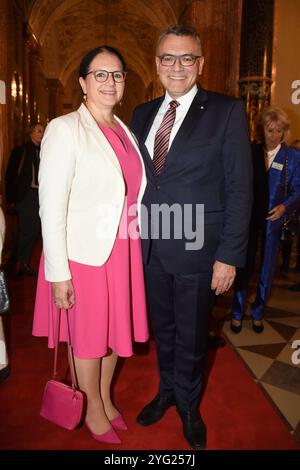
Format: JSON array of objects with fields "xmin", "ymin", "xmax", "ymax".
[
  {"xmin": 238, "ymin": 0, "xmax": 274, "ymax": 140},
  {"xmin": 46, "ymin": 79, "xmax": 63, "ymax": 120},
  {"xmin": 28, "ymin": 48, "xmax": 41, "ymax": 124},
  {"xmin": 23, "ymin": 24, "xmax": 32, "ymax": 129},
  {"xmin": 180, "ymin": 0, "xmax": 243, "ymax": 97}
]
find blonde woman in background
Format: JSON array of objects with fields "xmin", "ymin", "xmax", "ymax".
[{"xmin": 231, "ymin": 107, "xmax": 300, "ymax": 333}]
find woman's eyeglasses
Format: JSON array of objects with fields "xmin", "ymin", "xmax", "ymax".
[{"xmin": 86, "ymin": 70, "xmax": 127, "ymax": 83}]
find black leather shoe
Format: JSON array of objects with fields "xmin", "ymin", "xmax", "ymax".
[
  {"xmin": 177, "ymin": 408, "xmax": 206, "ymax": 450},
  {"xmin": 136, "ymin": 394, "xmax": 175, "ymax": 426},
  {"xmin": 230, "ymin": 320, "xmax": 242, "ymax": 334},
  {"xmin": 208, "ymin": 332, "xmax": 226, "ymax": 349},
  {"xmin": 252, "ymin": 320, "xmax": 264, "ymax": 334}
]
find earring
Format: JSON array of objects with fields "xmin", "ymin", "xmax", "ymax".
[{"xmin": 83, "ymin": 93, "xmax": 87, "ymax": 103}]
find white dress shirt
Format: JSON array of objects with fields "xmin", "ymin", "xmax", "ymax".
[
  {"xmin": 265, "ymin": 143, "xmax": 281, "ymax": 170},
  {"xmin": 145, "ymin": 85, "xmax": 198, "ymax": 159}
]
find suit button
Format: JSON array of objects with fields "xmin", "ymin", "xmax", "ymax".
[{"xmin": 156, "ymin": 185, "xmax": 160, "ymax": 190}]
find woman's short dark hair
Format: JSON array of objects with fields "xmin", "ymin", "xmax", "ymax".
[{"xmin": 79, "ymin": 46, "xmax": 126, "ymax": 78}]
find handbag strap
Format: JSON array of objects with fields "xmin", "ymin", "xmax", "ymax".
[{"xmin": 53, "ymin": 308, "xmax": 78, "ymax": 390}]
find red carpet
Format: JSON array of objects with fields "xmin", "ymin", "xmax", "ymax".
[{"xmin": 0, "ymin": 262, "xmax": 299, "ymax": 450}]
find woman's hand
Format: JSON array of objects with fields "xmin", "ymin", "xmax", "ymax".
[
  {"xmin": 266, "ymin": 204, "xmax": 286, "ymax": 221},
  {"xmin": 51, "ymin": 280, "xmax": 75, "ymax": 309}
]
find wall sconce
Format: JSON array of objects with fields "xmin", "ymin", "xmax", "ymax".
[
  {"xmin": 11, "ymin": 72, "xmax": 22, "ymax": 106},
  {"xmin": 11, "ymin": 75, "xmax": 17, "ymax": 100}
]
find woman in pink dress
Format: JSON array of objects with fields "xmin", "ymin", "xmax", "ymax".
[{"xmin": 32, "ymin": 46, "xmax": 149, "ymax": 444}]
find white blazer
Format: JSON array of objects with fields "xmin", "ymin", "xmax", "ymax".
[{"xmin": 39, "ymin": 103, "xmax": 147, "ymax": 282}]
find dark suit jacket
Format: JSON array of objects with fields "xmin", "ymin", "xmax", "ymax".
[
  {"xmin": 5, "ymin": 140, "xmax": 40, "ymax": 203},
  {"xmin": 130, "ymin": 86, "xmax": 253, "ymax": 273}
]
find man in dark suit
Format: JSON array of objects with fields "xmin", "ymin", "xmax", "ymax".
[
  {"xmin": 130, "ymin": 24, "xmax": 252, "ymax": 449},
  {"xmin": 5, "ymin": 123, "xmax": 44, "ymax": 275}
]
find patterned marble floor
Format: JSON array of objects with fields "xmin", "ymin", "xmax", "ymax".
[{"xmin": 213, "ymin": 266, "xmax": 300, "ymax": 443}]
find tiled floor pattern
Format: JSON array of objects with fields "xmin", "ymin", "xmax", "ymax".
[{"xmin": 213, "ymin": 268, "xmax": 300, "ymax": 442}]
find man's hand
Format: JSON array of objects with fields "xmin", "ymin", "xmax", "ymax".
[
  {"xmin": 266, "ymin": 204, "xmax": 286, "ymax": 221},
  {"xmin": 211, "ymin": 261, "xmax": 236, "ymax": 295},
  {"xmin": 51, "ymin": 280, "xmax": 75, "ymax": 309}
]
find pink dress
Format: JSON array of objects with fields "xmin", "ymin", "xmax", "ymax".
[{"xmin": 32, "ymin": 124, "xmax": 149, "ymax": 358}]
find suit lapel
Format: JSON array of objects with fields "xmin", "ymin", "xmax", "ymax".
[
  {"xmin": 140, "ymin": 98, "xmax": 164, "ymax": 144},
  {"xmin": 140, "ymin": 88, "xmax": 209, "ymax": 178},
  {"xmin": 160, "ymin": 87, "xmax": 208, "ymax": 175},
  {"xmin": 78, "ymin": 104, "xmax": 123, "ymax": 176},
  {"xmin": 114, "ymin": 115, "xmax": 147, "ymax": 198},
  {"xmin": 268, "ymin": 143, "xmax": 286, "ymax": 193},
  {"xmin": 137, "ymin": 98, "xmax": 163, "ymax": 177}
]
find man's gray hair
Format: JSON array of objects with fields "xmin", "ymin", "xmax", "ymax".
[{"xmin": 156, "ymin": 24, "xmax": 202, "ymax": 55}]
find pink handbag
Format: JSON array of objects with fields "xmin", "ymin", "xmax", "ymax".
[{"xmin": 40, "ymin": 309, "xmax": 85, "ymax": 430}]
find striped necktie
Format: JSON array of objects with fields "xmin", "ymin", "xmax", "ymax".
[{"xmin": 153, "ymin": 100, "xmax": 179, "ymax": 175}]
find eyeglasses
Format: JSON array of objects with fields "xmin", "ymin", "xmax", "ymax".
[
  {"xmin": 158, "ymin": 54, "xmax": 201, "ymax": 67},
  {"xmin": 86, "ymin": 70, "xmax": 127, "ymax": 83}
]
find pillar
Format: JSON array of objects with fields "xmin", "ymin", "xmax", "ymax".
[
  {"xmin": 180, "ymin": 0, "xmax": 243, "ymax": 97},
  {"xmin": 238, "ymin": 0, "xmax": 274, "ymax": 140},
  {"xmin": 46, "ymin": 79, "xmax": 63, "ymax": 120}
]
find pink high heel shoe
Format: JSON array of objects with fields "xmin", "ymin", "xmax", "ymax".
[
  {"xmin": 85, "ymin": 422, "xmax": 121, "ymax": 444},
  {"xmin": 110, "ymin": 414, "xmax": 128, "ymax": 431}
]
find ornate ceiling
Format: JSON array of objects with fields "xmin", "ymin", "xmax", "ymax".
[{"xmin": 27, "ymin": 0, "xmax": 180, "ymax": 88}]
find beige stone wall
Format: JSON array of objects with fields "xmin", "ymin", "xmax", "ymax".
[{"xmin": 272, "ymin": 0, "xmax": 300, "ymax": 141}]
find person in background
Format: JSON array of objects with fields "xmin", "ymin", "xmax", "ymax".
[
  {"xmin": 288, "ymin": 140, "xmax": 300, "ymax": 291},
  {"xmin": 231, "ymin": 108, "xmax": 300, "ymax": 333},
  {"xmin": 5, "ymin": 123, "xmax": 45, "ymax": 275},
  {"xmin": 32, "ymin": 45, "xmax": 149, "ymax": 444},
  {"xmin": 130, "ymin": 24, "xmax": 252, "ymax": 450}
]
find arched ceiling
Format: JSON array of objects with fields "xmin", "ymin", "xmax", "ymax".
[{"xmin": 28, "ymin": 0, "xmax": 178, "ymax": 88}]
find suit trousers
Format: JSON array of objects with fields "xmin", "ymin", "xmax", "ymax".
[
  {"xmin": 251, "ymin": 232, "xmax": 281, "ymax": 319},
  {"xmin": 16, "ymin": 189, "xmax": 40, "ymax": 264},
  {"xmin": 145, "ymin": 242, "xmax": 215, "ymax": 411},
  {"xmin": 232, "ymin": 225, "xmax": 263, "ymax": 320},
  {"xmin": 232, "ymin": 228, "xmax": 281, "ymax": 321}
]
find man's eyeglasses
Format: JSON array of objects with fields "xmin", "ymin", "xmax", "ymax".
[
  {"xmin": 158, "ymin": 54, "xmax": 201, "ymax": 67},
  {"xmin": 86, "ymin": 70, "xmax": 127, "ymax": 83}
]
